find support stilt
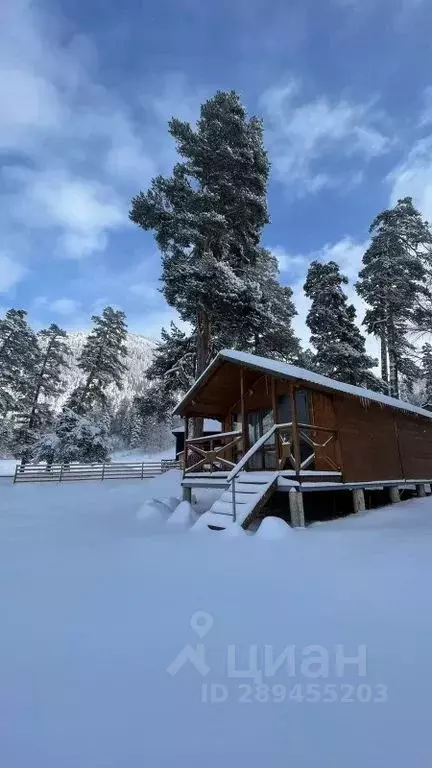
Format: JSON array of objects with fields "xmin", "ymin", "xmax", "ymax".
[
  {"xmin": 182, "ymin": 486, "xmax": 192, "ymax": 503},
  {"xmin": 416, "ymin": 483, "xmax": 426, "ymax": 498},
  {"xmin": 389, "ymin": 486, "xmax": 400, "ymax": 503},
  {"xmin": 352, "ymin": 488, "xmax": 366, "ymax": 514},
  {"xmin": 289, "ymin": 488, "xmax": 305, "ymax": 528}
]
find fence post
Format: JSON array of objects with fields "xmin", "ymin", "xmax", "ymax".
[
  {"xmin": 141, "ymin": 463, "xmax": 144, "ymax": 479},
  {"xmin": 13, "ymin": 464, "xmax": 18, "ymax": 483},
  {"xmin": 59, "ymin": 464, "xmax": 63, "ymax": 482},
  {"xmin": 101, "ymin": 463, "xmax": 105, "ymax": 481}
]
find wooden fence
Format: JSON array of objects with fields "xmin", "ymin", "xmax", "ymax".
[{"xmin": 13, "ymin": 459, "xmax": 179, "ymax": 484}]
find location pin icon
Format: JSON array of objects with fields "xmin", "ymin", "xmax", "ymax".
[{"xmin": 190, "ymin": 611, "xmax": 214, "ymax": 638}]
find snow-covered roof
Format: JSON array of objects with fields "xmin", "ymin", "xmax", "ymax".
[
  {"xmin": 173, "ymin": 349, "xmax": 432, "ymax": 421},
  {"xmin": 172, "ymin": 418, "xmax": 221, "ymax": 434}
]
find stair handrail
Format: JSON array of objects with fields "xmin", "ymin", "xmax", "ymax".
[
  {"xmin": 226, "ymin": 422, "xmax": 293, "ymax": 522},
  {"xmin": 226, "ymin": 422, "xmax": 293, "ymax": 484}
]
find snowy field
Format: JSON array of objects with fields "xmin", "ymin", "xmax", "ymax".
[{"xmin": 1, "ymin": 472, "xmax": 432, "ymax": 766}]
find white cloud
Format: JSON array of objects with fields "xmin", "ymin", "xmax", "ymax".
[
  {"xmin": 0, "ymin": 1, "xmax": 201, "ymax": 262},
  {"xmin": 260, "ymin": 79, "xmax": 390, "ymax": 193},
  {"xmin": 270, "ymin": 245, "xmax": 307, "ymax": 274},
  {"xmin": 0, "ymin": 253, "xmax": 28, "ymax": 293},
  {"xmin": 10, "ymin": 169, "xmax": 124, "ymax": 259},
  {"xmin": 49, "ymin": 298, "xmax": 81, "ymax": 316},
  {"xmin": 388, "ymin": 137, "xmax": 432, "ymax": 222}
]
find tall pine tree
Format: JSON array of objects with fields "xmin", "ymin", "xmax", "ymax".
[
  {"xmin": 67, "ymin": 307, "xmax": 128, "ymax": 414},
  {"xmin": 357, "ymin": 197, "xmax": 432, "ymax": 397},
  {"xmin": 12, "ymin": 323, "xmax": 70, "ymax": 462},
  {"xmin": 304, "ymin": 260, "xmax": 379, "ymax": 388},
  {"xmin": 0, "ymin": 309, "xmax": 40, "ymax": 416},
  {"xmin": 130, "ymin": 90, "xmax": 270, "ymax": 381}
]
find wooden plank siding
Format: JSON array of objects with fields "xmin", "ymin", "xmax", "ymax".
[
  {"xmin": 395, "ymin": 413, "xmax": 432, "ymax": 479},
  {"xmin": 334, "ymin": 397, "xmax": 403, "ymax": 482},
  {"xmin": 310, "ymin": 390, "xmax": 339, "ymax": 472}
]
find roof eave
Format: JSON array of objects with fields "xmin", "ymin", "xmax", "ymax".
[{"xmin": 171, "ymin": 353, "xmax": 226, "ymax": 416}]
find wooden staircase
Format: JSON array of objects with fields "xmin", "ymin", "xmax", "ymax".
[{"xmin": 203, "ymin": 471, "xmax": 279, "ymax": 530}]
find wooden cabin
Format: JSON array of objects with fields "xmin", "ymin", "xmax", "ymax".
[{"xmin": 173, "ymin": 349, "xmax": 432, "ymax": 528}]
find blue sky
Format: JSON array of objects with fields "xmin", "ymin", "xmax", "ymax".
[{"xmin": 1, "ymin": 0, "xmax": 432, "ymax": 350}]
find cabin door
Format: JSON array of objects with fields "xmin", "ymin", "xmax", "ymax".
[{"xmin": 247, "ymin": 409, "xmax": 275, "ymax": 470}]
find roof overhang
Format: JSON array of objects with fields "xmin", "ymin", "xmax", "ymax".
[{"xmin": 173, "ymin": 349, "xmax": 432, "ymax": 421}]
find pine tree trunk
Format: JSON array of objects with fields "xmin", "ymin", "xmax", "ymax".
[
  {"xmin": 389, "ymin": 353, "xmax": 398, "ymax": 398},
  {"xmin": 193, "ymin": 308, "xmax": 211, "ymax": 438},
  {"xmin": 388, "ymin": 325, "xmax": 399, "ymax": 399},
  {"xmin": 380, "ymin": 334, "xmax": 389, "ymax": 393}
]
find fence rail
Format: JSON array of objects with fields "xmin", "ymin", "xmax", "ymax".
[{"xmin": 13, "ymin": 459, "xmax": 179, "ymax": 484}]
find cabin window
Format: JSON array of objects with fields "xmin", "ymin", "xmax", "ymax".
[
  {"xmin": 278, "ymin": 390, "xmax": 313, "ymax": 468},
  {"xmin": 278, "ymin": 389, "xmax": 310, "ymax": 425},
  {"xmin": 247, "ymin": 408, "xmax": 275, "ymax": 470}
]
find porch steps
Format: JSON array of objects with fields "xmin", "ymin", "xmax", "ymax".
[{"xmin": 207, "ymin": 472, "xmax": 279, "ymax": 528}]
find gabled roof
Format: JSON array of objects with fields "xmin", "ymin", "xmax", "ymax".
[{"xmin": 173, "ymin": 348, "xmax": 432, "ymax": 421}]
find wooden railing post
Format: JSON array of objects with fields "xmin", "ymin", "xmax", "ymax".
[
  {"xmin": 184, "ymin": 416, "xmax": 189, "ymax": 474},
  {"xmin": 240, "ymin": 367, "xmax": 247, "ymax": 457},
  {"xmin": 59, "ymin": 464, "xmax": 63, "ymax": 482},
  {"xmin": 271, "ymin": 378, "xmax": 280, "ymax": 470},
  {"xmin": 101, "ymin": 463, "xmax": 105, "ymax": 481},
  {"xmin": 290, "ymin": 385, "xmax": 301, "ymax": 475}
]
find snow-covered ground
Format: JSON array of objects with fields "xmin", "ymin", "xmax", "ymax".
[
  {"xmin": 112, "ymin": 446, "xmax": 176, "ymax": 462},
  {"xmin": 1, "ymin": 472, "xmax": 432, "ymax": 766},
  {"xmin": 0, "ymin": 458, "xmax": 17, "ymax": 476}
]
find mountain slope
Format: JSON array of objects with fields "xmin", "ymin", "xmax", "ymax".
[{"xmin": 58, "ymin": 331, "xmax": 156, "ymax": 410}]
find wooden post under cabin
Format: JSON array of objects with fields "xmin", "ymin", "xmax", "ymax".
[
  {"xmin": 289, "ymin": 488, "xmax": 305, "ymax": 527},
  {"xmin": 290, "ymin": 383, "xmax": 301, "ymax": 475},
  {"xmin": 352, "ymin": 488, "xmax": 366, "ymax": 513},
  {"xmin": 416, "ymin": 483, "xmax": 426, "ymax": 498},
  {"xmin": 389, "ymin": 486, "xmax": 400, "ymax": 503}
]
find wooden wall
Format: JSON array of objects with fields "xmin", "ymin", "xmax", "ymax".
[
  {"xmin": 215, "ymin": 367, "xmax": 432, "ymax": 482},
  {"xmin": 396, "ymin": 413, "xmax": 432, "ymax": 479},
  {"xmin": 333, "ymin": 397, "xmax": 403, "ymax": 481}
]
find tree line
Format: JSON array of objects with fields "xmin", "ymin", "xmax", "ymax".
[
  {"xmin": 0, "ymin": 307, "xmax": 170, "ymax": 463},
  {"xmin": 131, "ymin": 90, "xmax": 432, "ymax": 424}
]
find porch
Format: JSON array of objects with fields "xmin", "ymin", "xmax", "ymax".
[{"xmin": 180, "ymin": 421, "xmax": 342, "ymax": 483}]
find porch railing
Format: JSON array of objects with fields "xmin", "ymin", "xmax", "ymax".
[
  {"xmin": 183, "ymin": 430, "xmax": 242, "ymax": 474},
  {"xmin": 224, "ymin": 422, "xmax": 340, "ymax": 521},
  {"xmin": 277, "ymin": 422, "xmax": 340, "ymax": 473}
]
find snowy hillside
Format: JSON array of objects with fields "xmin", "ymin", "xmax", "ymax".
[{"xmin": 58, "ymin": 331, "xmax": 156, "ymax": 410}]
